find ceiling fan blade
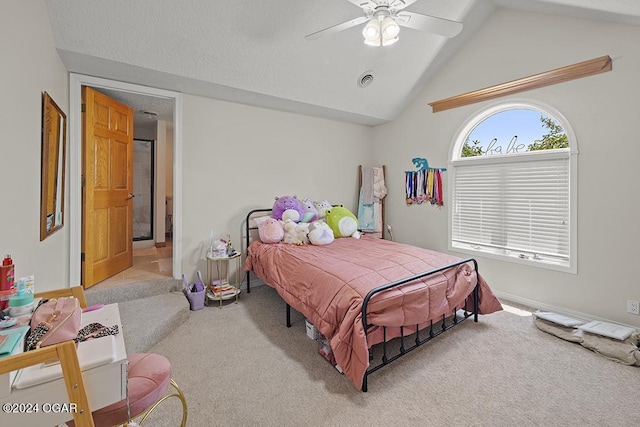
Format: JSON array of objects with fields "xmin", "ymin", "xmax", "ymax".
[
  {"xmin": 396, "ymin": 11, "xmax": 463, "ymax": 38},
  {"xmin": 346, "ymin": 1, "xmax": 378, "ymax": 12},
  {"xmin": 305, "ymin": 16, "xmax": 369, "ymax": 41}
]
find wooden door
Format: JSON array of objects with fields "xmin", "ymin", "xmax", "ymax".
[{"xmin": 82, "ymin": 87, "xmax": 134, "ymax": 288}]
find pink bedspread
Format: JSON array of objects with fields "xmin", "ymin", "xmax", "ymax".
[{"xmin": 244, "ymin": 236, "xmax": 502, "ymax": 390}]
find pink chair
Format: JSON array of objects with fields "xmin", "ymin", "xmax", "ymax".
[{"xmin": 71, "ymin": 353, "xmax": 187, "ymax": 426}]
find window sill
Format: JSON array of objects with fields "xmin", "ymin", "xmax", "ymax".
[{"xmin": 450, "ymin": 242, "xmax": 576, "ymax": 274}]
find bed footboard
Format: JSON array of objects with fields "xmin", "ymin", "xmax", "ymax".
[{"xmin": 360, "ymin": 258, "xmax": 480, "ymax": 392}]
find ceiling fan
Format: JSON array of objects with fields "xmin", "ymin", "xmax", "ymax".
[{"xmin": 305, "ymin": 0, "xmax": 463, "ymax": 46}]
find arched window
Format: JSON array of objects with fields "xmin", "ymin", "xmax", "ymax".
[{"xmin": 449, "ymin": 100, "xmax": 577, "ymax": 273}]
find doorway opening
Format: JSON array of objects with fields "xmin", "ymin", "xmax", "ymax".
[{"xmin": 69, "ymin": 74, "xmax": 183, "ymax": 288}]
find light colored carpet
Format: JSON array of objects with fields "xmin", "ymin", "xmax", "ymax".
[{"xmin": 141, "ymin": 285, "xmax": 640, "ymax": 426}]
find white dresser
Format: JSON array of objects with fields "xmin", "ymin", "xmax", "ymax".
[{"xmin": 0, "ymin": 303, "xmax": 127, "ymax": 426}]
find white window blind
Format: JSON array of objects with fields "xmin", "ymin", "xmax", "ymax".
[{"xmin": 452, "ymin": 154, "xmax": 570, "ymax": 267}]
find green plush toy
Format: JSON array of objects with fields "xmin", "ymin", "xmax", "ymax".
[{"xmin": 325, "ymin": 205, "xmax": 361, "ymax": 239}]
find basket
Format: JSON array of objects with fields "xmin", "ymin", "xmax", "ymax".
[
  {"xmin": 186, "ymin": 289, "xmax": 205, "ymax": 311},
  {"xmin": 183, "ymin": 272, "xmax": 206, "ymax": 311}
]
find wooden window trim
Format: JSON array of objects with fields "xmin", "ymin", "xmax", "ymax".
[{"xmin": 429, "ymin": 55, "xmax": 612, "ymax": 113}]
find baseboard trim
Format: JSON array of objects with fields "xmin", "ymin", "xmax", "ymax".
[
  {"xmin": 238, "ymin": 279, "xmax": 637, "ymax": 329},
  {"xmin": 133, "ymin": 240, "xmax": 155, "ymax": 250},
  {"xmin": 494, "ymin": 290, "xmax": 637, "ymax": 328}
]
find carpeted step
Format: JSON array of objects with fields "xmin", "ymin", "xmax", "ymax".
[
  {"xmin": 84, "ymin": 278, "xmax": 190, "ymax": 354},
  {"xmin": 117, "ymin": 291, "xmax": 189, "ymax": 354},
  {"xmin": 85, "ymin": 278, "xmax": 183, "ymax": 306}
]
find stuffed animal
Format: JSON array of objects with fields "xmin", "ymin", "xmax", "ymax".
[
  {"xmin": 282, "ymin": 219, "xmax": 310, "ymax": 245},
  {"xmin": 257, "ymin": 217, "xmax": 284, "ymax": 244},
  {"xmin": 308, "ymin": 220, "xmax": 334, "ymax": 246},
  {"xmin": 313, "ymin": 200, "xmax": 332, "ymax": 219},
  {"xmin": 272, "ymin": 196, "xmax": 305, "ymax": 221},
  {"xmin": 299, "ymin": 198, "xmax": 319, "ymax": 223},
  {"xmin": 281, "ymin": 209, "xmax": 301, "ymax": 222},
  {"xmin": 325, "ymin": 205, "xmax": 360, "ymax": 239}
]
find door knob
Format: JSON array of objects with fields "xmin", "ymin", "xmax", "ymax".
[{"xmin": 127, "ymin": 193, "xmax": 135, "ymax": 200}]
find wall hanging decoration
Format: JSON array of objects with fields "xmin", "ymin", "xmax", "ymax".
[{"xmin": 405, "ymin": 157, "xmax": 445, "ymax": 206}]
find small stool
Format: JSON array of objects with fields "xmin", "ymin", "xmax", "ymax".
[{"xmin": 72, "ymin": 353, "xmax": 187, "ymax": 426}]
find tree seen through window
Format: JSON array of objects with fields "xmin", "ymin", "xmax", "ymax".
[{"xmin": 462, "ymin": 111, "xmax": 568, "ymax": 157}]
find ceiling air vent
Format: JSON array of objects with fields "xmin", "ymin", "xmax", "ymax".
[{"xmin": 358, "ymin": 71, "xmax": 374, "ymax": 88}]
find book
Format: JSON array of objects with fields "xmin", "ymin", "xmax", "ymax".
[
  {"xmin": 211, "ymin": 284, "xmax": 234, "ymax": 292},
  {"xmin": 577, "ymin": 320, "xmax": 636, "ymax": 341},
  {"xmin": 210, "ymin": 283, "xmax": 237, "ymax": 297},
  {"xmin": 213, "ymin": 291, "xmax": 237, "ymax": 297},
  {"xmin": 0, "ymin": 330, "xmax": 24, "ymax": 357}
]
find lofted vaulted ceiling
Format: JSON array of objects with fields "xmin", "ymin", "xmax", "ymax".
[{"xmin": 45, "ymin": 0, "xmax": 640, "ymax": 127}]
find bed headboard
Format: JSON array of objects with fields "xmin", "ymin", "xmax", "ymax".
[
  {"xmin": 245, "ymin": 208, "xmax": 272, "ymax": 250},
  {"xmin": 243, "ymin": 170, "xmax": 386, "ymax": 291},
  {"xmin": 244, "ymin": 208, "xmax": 272, "ymax": 293}
]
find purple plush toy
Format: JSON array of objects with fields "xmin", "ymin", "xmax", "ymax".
[
  {"xmin": 272, "ymin": 196, "xmax": 305, "ymax": 221},
  {"xmin": 299, "ymin": 198, "xmax": 319, "ymax": 223}
]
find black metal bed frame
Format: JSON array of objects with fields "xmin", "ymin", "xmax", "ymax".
[{"xmin": 244, "ymin": 208, "xmax": 479, "ymax": 392}]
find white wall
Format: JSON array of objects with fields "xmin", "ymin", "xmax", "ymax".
[
  {"xmin": 5, "ymin": 2, "xmax": 638, "ymax": 328},
  {"xmin": 154, "ymin": 120, "xmax": 167, "ymax": 246},
  {"xmin": 1, "ymin": 0, "xmax": 372, "ymax": 290},
  {"xmin": 166, "ymin": 125, "xmax": 174, "ymax": 209},
  {"xmin": 0, "ymin": 0, "xmax": 70, "ymax": 290},
  {"xmin": 181, "ymin": 95, "xmax": 373, "ymax": 281},
  {"xmin": 373, "ymin": 8, "xmax": 640, "ymax": 326}
]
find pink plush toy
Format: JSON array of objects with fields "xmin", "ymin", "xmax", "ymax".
[
  {"xmin": 272, "ymin": 196, "xmax": 305, "ymax": 221},
  {"xmin": 257, "ymin": 217, "xmax": 284, "ymax": 244}
]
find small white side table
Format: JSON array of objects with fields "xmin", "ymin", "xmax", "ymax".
[{"xmin": 206, "ymin": 252, "xmax": 242, "ymax": 308}]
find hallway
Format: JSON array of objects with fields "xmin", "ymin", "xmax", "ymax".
[{"xmin": 90, "ymin": 240, "xmax": 173, "ymax": 290}]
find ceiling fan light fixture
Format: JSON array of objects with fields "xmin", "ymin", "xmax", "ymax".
[
  {"xmin": 305, "ymin": 1, "xmax": 464, "ymax": 44},
  {"xmin": 362, "ymin": 19, "xmax": 380, "ymax": 41},
  {"xmin": 381, "ymin": 16, "xmax": 400, "ymax": 39},
  {"xmin": 363, "ymin": 11, "xmax": 400, "ymax": 47},
  {"xmin": 381, "ymin": 36, "xmax": 398, "ymax": 46}
]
